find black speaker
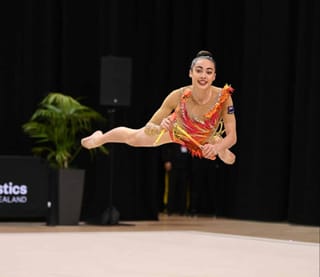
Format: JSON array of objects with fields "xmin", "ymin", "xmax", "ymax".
[{"xmin": 100, "ymin": 56, "xmax": 132, "ymax": 107}]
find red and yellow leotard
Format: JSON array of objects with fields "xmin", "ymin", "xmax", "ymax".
[{"xmin": 170, "ymin": 84, "xmax": 234, "ymax": 157}]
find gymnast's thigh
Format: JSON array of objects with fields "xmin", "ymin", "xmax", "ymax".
[{"xmin": 133, "ymin": 127, "xmax": 172, "ymax": 146}]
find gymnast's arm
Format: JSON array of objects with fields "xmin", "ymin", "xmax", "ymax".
[
  {"xmin": 215, "ymin": 96, "xmax": 237, "ymax": 152},
  {"xmin": 144, "ymin": 89, "xmax": 180, "ymax": 135}
]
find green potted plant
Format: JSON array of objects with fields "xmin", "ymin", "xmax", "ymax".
[{"xmin": 22, "ymin": 92, "xmax": 108, "ymax": 225}]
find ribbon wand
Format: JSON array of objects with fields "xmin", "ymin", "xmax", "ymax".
[
  {"xmin": 154, "ymin": 123, "xmax": 203, "ymax": 149},
  {"xmin": 153, "ymin": 129, "xmax": 166, "ymax": 146},
  {"xmin": 175, "ymin": 125, "xmax": 203, "ymax": 149},
  {"xmin": 176, "ymin": 125, "xmax": 217, "ymax": 160}
]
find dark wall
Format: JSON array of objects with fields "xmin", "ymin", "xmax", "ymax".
[{"xmin": 0, "ymin": 0, "xmax": 318, "ymax": 225}]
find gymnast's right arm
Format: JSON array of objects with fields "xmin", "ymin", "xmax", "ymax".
[{"xmin": 144, "ymin": 89, "xmax": 180, "ymax": 136}]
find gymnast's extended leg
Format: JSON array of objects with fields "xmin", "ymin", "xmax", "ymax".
[{"xmin": 81, "ymin": 127, "xmax": 171, "ymax": 149}]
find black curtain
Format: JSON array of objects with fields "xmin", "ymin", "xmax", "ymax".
[{"xmin": 0, "ymin": 0, "xmax": 318, "ymax": 225}]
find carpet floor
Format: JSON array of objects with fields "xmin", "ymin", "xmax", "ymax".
[{"xmin": 1, "ymin": 230, "xmax": 318, "ymax": 277}]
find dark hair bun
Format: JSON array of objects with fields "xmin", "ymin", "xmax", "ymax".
[{"xmin": 196, "ymin": 50, "xmax": 213, "ymax": 58}]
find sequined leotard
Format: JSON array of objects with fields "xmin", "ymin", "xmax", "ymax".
[{"xmin": 169, "ymin": 84, "xmax": 234, "ymax": 157}]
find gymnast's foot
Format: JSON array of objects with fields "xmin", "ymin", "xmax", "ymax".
[
  {"xmin": 211, "ymin": 136, "xmax": 236, "ymax": 165},
  {"xmin": 81, "ymin": 130, "xmax": 103, "ymax": 149},
  {"xmin": 218, "ymin": 150, "xmax": 236, "ymax": 165}
]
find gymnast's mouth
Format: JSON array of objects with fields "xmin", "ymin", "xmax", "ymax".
[{"xmin": 198, "ymin": 80, "xmax": 208, "ymax": 86}]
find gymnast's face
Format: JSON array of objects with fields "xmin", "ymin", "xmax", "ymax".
[{"xmin": 189, "ymin": 58, "xmax": 216, "ymax": 89}]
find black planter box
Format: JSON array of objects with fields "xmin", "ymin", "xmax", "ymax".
[{"xmin": 47, "ymin": 168, "xmax": 85, "ymax": 225}]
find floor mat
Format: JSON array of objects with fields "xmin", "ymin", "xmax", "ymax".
[{"xmin": 0, "ymin": 231, "xmax": 318, "ymax": 277}]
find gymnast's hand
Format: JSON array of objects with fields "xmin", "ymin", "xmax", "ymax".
[
  {"xmin": 145, "ymin": 122, "xmax": 162, "ymax": 136},
  {"xmin": 201, "ymin": 143, "xmax": 219, "ymax": 160},
  {"xmin": 160, "ymin": 116, "xmax": 174, "ymax": 131}
]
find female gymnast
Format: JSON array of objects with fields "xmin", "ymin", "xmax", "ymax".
[{"xmin": 81, "ymin": 50, "xmax": 237, "ymax": 164}]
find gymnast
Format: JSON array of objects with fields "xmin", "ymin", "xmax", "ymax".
[{"xmin": 81, "ymin": 50, "xmax": 237, "ymax": 164}]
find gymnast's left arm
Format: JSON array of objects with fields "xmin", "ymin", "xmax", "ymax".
[
  {"xmin": 144, "ymin": 90, "xmax": 180, "ymax": 136},
  {"xmin": 215, "ymin": 96, "xmax": 237, "ymax": 153}
]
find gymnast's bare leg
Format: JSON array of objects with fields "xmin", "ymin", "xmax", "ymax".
[
  {"xmin": 211, "ymin": 135, "xmax": 236, "ymax": 165},
  {"xmin": 81, "ymin": 128, "xmax": 235, "ymax": 164},
  {"xmin": 81, "ymin": 127, "xmax": 172, "ymax": 148}
]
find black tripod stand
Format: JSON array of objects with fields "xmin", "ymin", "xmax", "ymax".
[{"xmin": 99, "ymin": 107, "xmax": 120, "ymax": 225}]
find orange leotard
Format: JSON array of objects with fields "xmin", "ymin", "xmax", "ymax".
[{"xmin": 169, "ymin": 84, "xmax": 234, "ymax": 157}]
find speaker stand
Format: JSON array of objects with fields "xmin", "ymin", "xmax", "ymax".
[
  {"xmin": 100, "ymin": 107, "xmax": 119, "ymax": 225},
  {"xmin": 86, "ymin": 107, "xmax": 134, "ymax": 226}
]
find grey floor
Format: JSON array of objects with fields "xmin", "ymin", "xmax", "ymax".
[
  {"xmin": 0, "ymin": 227, "xmax": 318, "ymax": 277},
  {"xmin": 1, "ymin": 214, "xmax": 318, "ymax": 243},
  {"xmin": 1, "ymin": 215, "xmax": 319, "ymax": 277}
]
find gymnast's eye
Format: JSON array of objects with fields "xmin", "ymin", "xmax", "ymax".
[{"xmin": 195, "ymin": 67, "xmax": 203, "ymax": 74}]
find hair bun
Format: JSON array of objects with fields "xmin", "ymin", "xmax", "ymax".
[{"xmin": 196, "ymin": 50, "xmax": 213, "ymax": 58}]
